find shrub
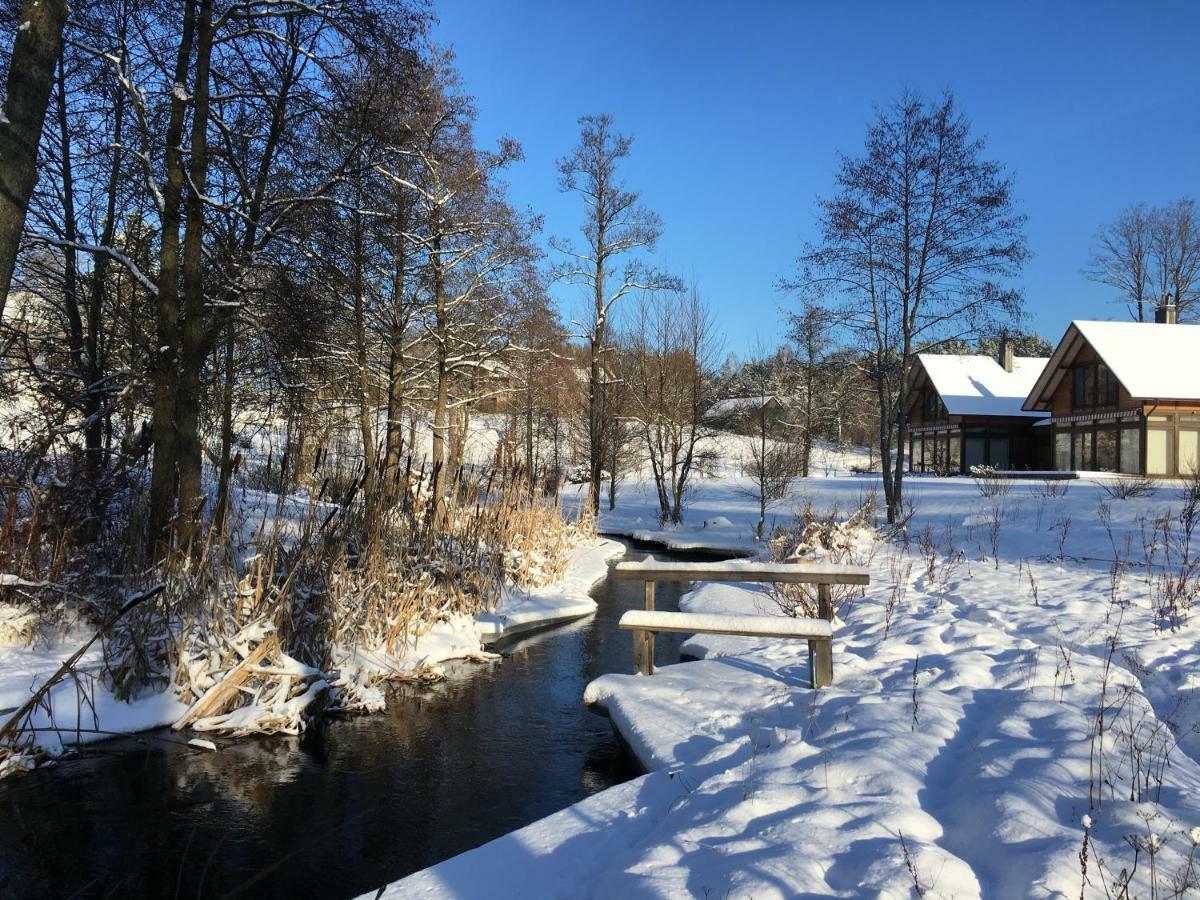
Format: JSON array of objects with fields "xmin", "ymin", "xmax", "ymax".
[
  {"xmin": 1101, "ymin": 476, "xmax": 1156, "ymax": 500},
  {"xmin": 971, "ymin": 465, "xmax": 1012, "ymax": 498}
]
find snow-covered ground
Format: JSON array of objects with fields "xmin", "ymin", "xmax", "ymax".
[{"xmin": 383, "ymin": 468, "xmax": 1200, "ymax": 898}]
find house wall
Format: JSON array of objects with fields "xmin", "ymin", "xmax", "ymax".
[{"xmin": 1042, "ymin": 335, "xmax": 1200, "ymax": 476}]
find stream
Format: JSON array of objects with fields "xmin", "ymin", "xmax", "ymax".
[{"xmin": 0, "ymin": 543, "xmax": 714, "ymax": 900}]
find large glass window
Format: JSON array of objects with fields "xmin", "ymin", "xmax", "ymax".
[
  {"xmin": 1147, "ymin": 429, "xmax": 1172, "ymax": 476},
  {"xmin": 990, "ymin": 436, "xmax": 1010, "ymax": 469},
  {"xmin": 1180, "ymin": 430, "xmax": 1200, "ymax": 476},
  {"xmin": 1072, "ymin": 362, "xmax": 1119, "ymax": 410},
  {"xmin": 965, "ymin": 433, "xmax": 986, "ymax": 470},
  {"xmin": 1096, "ymin": 428, "xmax": 1117, "ymax": 472},
  {"xmin": 1075, "ymin": 367, "xmax": 1094, "ymax": 408},
  {"xmin": 1055, "ymin": 430, "xmax": 1071, "ymax": 470},
  {"xmin": 948, "ymin": 433, "xmax": 961, "ymax": 473},
  {"xmin": 1074, "ymin": 429, "xmax": 1094, "ymax": 470},
  {"xmin": 1120, "ymin": 426, "xmax": 1141, "ymax": 474}
]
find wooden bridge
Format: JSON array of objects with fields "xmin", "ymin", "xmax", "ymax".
[{"xmin": 610, "ymin": 558, "xmax": 871, "ymax": 688}]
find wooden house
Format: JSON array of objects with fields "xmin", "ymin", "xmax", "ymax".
[
  {"xmin": 905, "ymin": 341, "xmax": 1050, "ymax": 473},
  {"xmin": 1022, "ymin": 303, "xmax": 1200, "ymax": 476}
]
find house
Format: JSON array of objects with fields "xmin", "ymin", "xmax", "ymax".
[
  {"xmin": 704, "ymin": 395, "xmax": 785, "ymax": 425},
  {"xmin": 905, "ymin": 340, "xmax": 1050, "ymax": 473},
  {"xmin": 1022, "ymin": 300, "xmax": 1200, "ymax": 476}
]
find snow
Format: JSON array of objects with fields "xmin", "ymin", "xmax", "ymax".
[
  {"xmin": 382, "ymin": 470, "xmax": 1200, "ymax": 898},
  {"xmin": 1061, "ymin": 320, "xmax": 1200, "ymax": 401},
  {"xmin": 476, "ymin": 538, "xmax": 624, "ymax": 641},
  {"xmin": 916, "ymin": 352, "xmax": 1050, "ymax": 418},
  {"xmin": 617, "ymin": 609, "xmax": 833, "ymax": 638},
  {"xmin": 612, "ymin": 558, "xmax": 868, "ymax": 580}
]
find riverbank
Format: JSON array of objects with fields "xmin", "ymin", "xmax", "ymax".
[
  {"xmin": 0, "ymin": 537, "xmax": 624, "ymax": 769},
  {"xmin": 0, "ymin": 542, "xmax": 705, "ymax": 898}
]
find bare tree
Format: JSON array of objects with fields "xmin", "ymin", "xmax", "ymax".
[
  {"xmin": 552, "ymin": 113, "xmax": 677, "ymax": 514},
  {"xmin": 1088, "ymin": 199, "xmax": 1200, "ymax": 322},
  {"xmin": 624, "ymin": 286, "xmax": 719, "ymax": 525},
  {"xmin": 787, "ymin": 300, "xmax": 837, "ymax": 477},
  {"xmin": 1150, "ymin": 198, "xmax": 1200, "ymax": 319},
  {"xmin": 1087, "ymin": 203, "xmax": 1157, "ymax": 322},
  {"xmin": 796, "ymin": 91, "xmax": 1028, "ymax": 523},
  {"xmin": 735, "ymin": 346, "xmax": 803, "ymax": 540}
]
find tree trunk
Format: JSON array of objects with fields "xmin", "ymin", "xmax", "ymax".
[
  {"xmin": 213, "ymin": 319, "xmax": 236, "ymax": 533},
  {"xmin": 351, "ymin": 200, "xmax": 377, "ymax": 516},
  {"xmin": 148, "ymin": 0, "xmax": 199, "ymax": 553},
  {"xmin": 383, "ymin": 191, "xmax": 408, "ymax": 498},
  {"xmin": 0, "ymin": 0, "xmax": 68, "ymax": 313},
  {"xmin": 175, "ymin": 0, "xmax": 216, "ymax": 546}
]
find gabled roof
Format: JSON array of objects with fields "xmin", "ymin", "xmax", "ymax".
[
  {"xmin": 1024, "ymin": 321, "xmax": 1200, "ymax": 410},
  {"xmin": 915, "ymin": 353, "xmax": 1050, "ymax": 418},
  {"xmin": 705, "ymin": 395, "xmax": 781, "ymax": 419}
]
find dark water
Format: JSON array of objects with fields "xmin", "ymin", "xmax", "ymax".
[{"xmin": 0, "ymin": 545, "xmax": 701, "ymax": 900}]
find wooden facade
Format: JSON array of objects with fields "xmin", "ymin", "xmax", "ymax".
[
  {"xmin": 1023, "ymin": 323, "xmax": 1200, "ymax": 477},
  {"xmin": 905, "ymin": 355, "xmax": 1049, "ymax": 474}
]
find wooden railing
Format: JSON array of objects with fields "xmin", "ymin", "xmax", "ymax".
[{"xmin": 610, "ymin": 558, "xmax": 870, "ymax": 687}]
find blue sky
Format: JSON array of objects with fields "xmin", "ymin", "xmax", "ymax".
[{"xmin": 434, "ymin": 1, "xmax": 1200, "ymax": 356}]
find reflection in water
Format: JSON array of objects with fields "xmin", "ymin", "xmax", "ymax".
[{"xmin": 0, "ymin": 547, "xmax": 696, "ymax": 900}]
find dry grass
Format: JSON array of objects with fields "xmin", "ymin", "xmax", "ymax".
[{"xmin": 1, "ymin": 454, "xmax": 589, "ymax": 760}]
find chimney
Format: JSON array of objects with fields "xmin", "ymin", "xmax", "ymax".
[
  {"xmin": 999, "ymin": 334, "xmax": 1014, "ymax": 372},
  {"xmin": 1155, "ymin": 293, "xmax": 1178, "ymax": 325}
]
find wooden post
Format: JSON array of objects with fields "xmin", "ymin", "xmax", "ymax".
[
  {"xmin": 812, "ymin": 582, "xmax": 834, "ymax": 688},
  {"xmin": 817, "ymin": 582, "xmax": 832, "ymax": 621},
  {"xmin": 641, "ymin": 580, "xmax": 656, "ymax": 674},
  {"xmin": 633, "ymin": 628, "xmax": 654, "ymax": 676}
]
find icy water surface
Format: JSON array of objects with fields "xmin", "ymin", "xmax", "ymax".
[{"xmin": 0, "ymin": 544, "xmax": 714, "ymax": 899}]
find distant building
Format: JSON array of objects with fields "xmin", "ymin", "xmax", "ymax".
[
  {"xmin": 905, "ymin": 339, "xmax": 1049, "ymax": 473},
  {"xmin": 1022, "ymin": 299, "xmax": 1200, "ymax": 476},
  {"xmin": 704, "ymin": 395, "xmax": 785, "ymax": 423}
]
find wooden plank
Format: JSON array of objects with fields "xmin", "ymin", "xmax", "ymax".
[
  {"xmin": 809, "ymin": 638, "xmax": 833, "ymax": 689},
  {"xmin": 644, "ymin": 580, "xmax": 655, "ymax": 612},
  {"xmin": 618, "ymin": 610, "xmax": 831, "ymax": 639},
  {"xmin": 611, "ymin": 560, "xmax": 870, "ymax": 586}
]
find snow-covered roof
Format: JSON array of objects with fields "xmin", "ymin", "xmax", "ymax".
[
  {"xmin": 916, "ymin": 353, "xmax": 1050, "ymax": 418},
  {"xmin": 705, "ymin": 395, "xmax": 780, "ymax": 419},
  {"xmin": 1066, "ymin": 321, "xmax": 1200, "ymax": 401}
]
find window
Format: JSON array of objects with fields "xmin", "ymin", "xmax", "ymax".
[
  {"xmin": 922, "ymin": 390, "xmax": 945, "ymax": 423},
  {"xmin": 1180, "ymin": 430, "xmax": 1199, "ymax": 476},
  {"xmin": 990, "ymin": 436, "xmax": 1010, "ymax": 469},
  {"xmin": 1055, "ymin": 431, "xmax": 1071, "ymax": 470},
  {"xmin": 948, "ymin": 433, "xmax": 961, "ymax": 473},
  {"xmin": 1147, "ymin": 429, "xmax": 1172, "ymax": 476},
  {"xmin": 966, "ymin": 433, "xmax": 986, "ymax": 471},
  {"xmin": 1073, "ymin": 366, "xmax": 1092, "ymax": 408},
  {"xmin": 1120, "ymin": 426, "xmax": 1141, "ymax": 474},
  {"xmin": 1072, "ymin": 362, "xmax": 1119, "ymax": 410},
  {"xmin": 1074, "ymin": 429, "xmax": 1093, "ymax": 470},
  {"xmin": 1096, "ymin": 428, "xmax": 1117, "ymax": 472}
]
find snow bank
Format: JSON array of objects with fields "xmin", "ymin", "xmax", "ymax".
[
  {"xmin": 476, "ymin": 538, "xmax": 624, "ymax": 642},
  {"xmin": 0, "ymin": 538, "xmax": 624, "ymax": 762},
  {"xmin": 387, "ymin": 474, "xmax": 1200, "ymax": 898}
]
